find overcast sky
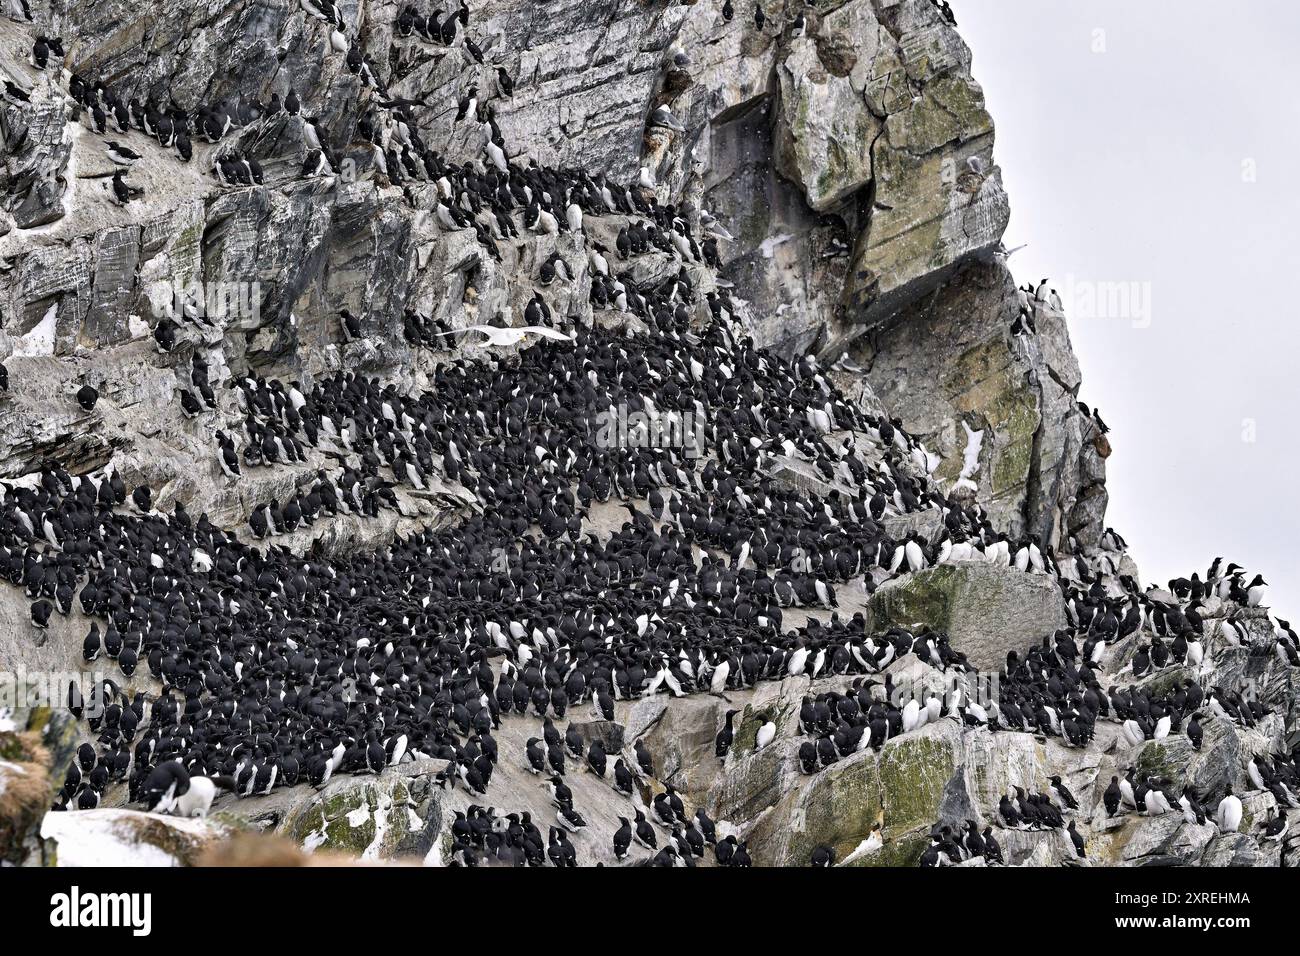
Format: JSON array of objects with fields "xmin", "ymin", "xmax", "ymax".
[{"xmin": 960, "ymin": 0, "xmax": 1299, "ymax": 614}]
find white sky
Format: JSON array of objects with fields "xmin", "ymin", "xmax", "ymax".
[{"xmin": 960, "ymin": 0, "xmax": 1300, "ymax": 613}]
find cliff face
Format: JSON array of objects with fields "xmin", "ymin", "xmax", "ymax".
[
  {"xmin": 1, "ymin": 1, "xmax": 1295, "ymax": 869},
  {"xmin": 1, "ymin": 0, "xmax": 1091, "ymax": 546}
]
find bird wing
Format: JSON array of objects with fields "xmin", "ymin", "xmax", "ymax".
[
  {"xmin": 431, "ymin": 325, "xmax": 571, "ymax": 346},
  {"xmin": 519, "ymin": 326, "xmax": 575, "ymax": 341},
  {"xmin": 432, "ymin": 324, "xmax": 500, "ymax": 338}
]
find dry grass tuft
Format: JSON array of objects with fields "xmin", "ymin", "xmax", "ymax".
[
  {"xmin": 197, "ymin": 830, "xmax": 406, "ymax": 867},
  {"xmin": 0, "ymin": 730, "xmax": 54, "ymax": 860}
]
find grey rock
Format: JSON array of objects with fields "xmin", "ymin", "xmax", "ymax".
[
  {"xmin": 1, "ymin": 82, "xmax": 71, "ymax": 230},
  {"xmin": 868, "ymin": 563, "xmax": 1068, "ymax": 670},
  {"xmin": 38, "ymin": 808, "xmax": 232, "ymax": 866},
  {"xmin": 852, "ymin": 260, "xmax": 1100, "ymax": 548},
  {"xmin": 1202, "ymin": 831, "xmax": 1282, "ymax": 867}
]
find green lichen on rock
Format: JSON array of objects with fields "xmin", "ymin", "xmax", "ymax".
[
  {"xmin": 1144, "ymin": 668, "xmax": 1192, "ymax": 701},
  {"xmin": 883, "ymin": 73, "xmax": 992, "ymax": 156},
  {"xmin": 943, "ymin": 337, "xmax": 1041, "ymax": 500},
  {"xmin": 434, "ymin": 829, "xmax": 455, "ymax": 866},
  {"xmin": 868, "ymin": 562, "xmax": 961, "ymax": 633},
  {"xmin": 732, "ymin": 718, "xmax": 760, "ymax": 756},
  {"xmin": 877, "ymin": 732, "xmax": 956, "ymax": 835},
  {"xmin": 286, "ymin": 779, "xmax": 412, "ymax": 857},
  {"xmin": 775, "ymin": 36, "xmax": 881, "ymax": 211},
  {"xmin": 31, "ymin": 707, "xmax": 79, "ymax": 801},
  {"xmin": 733, "ymin": 697, "xmax": 795, "ymax": 757},
  {"xmin": 1136, "ymin": 742, "xmax": 1179, "ymax": 785},
  {"xmin": 868, "ymin": 564, "xmax": 1067, "ymax": 670},
  {"xmin": 784, "ymin": 751, "xmax": 883, "ymax": 865},
  {"xmin": 849, "ymin": 831, "xmax": 928, "ymax": 867},
  {"xmin": 108, "ymin": 814, "xmax": 217, "ymax": 866},
  {"xmin": 0, "ymin": 733, "xmax": 26, "ymax": 761},
  {"xmin": 714, "ymin": 749, "xmax": 790, "ymax": 827},
  {"xmin": 990, "ymin": 397, "xmax": 1040, "ymax": 498},
  {"xmin": 712, "ymin": 697, "xmax": 798, "ymax": 827},
  {"xmin": 320, "ymin": 791, "xmax": 376, "ymax": 854},
  {"xmin": 170, "ymin": 216, "xmax": 204, "ymax": 281},
  {"xmin": 1098, "ymin": 817, "xmax": 1137, "ymax": 865},
  {"xmin": 857, "ymin": 144, "xmax": 946, "ymax": 270},
  {"xmin": 209, "ymin": 809, "xmax": 254, "ymax": 832}
]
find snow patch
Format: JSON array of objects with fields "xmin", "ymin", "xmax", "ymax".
[
  {"xmin": 38, "ymin": 809, "xmax": 216, "ymax": 866},
  {"xmin": 839, "ymin": 834, "xmax": 884, "ymax": 866},
  {"xmin": 127, "ymin": 313, "xmax": 151, "ymax": 339},
  {"xmin": 954, "ymin": 421, "xmax": 984, "ymax": 492},
  {"xmin": 759, "ymin": 233, "xmax": 793, "ymax": 258},
  {"xmin": 345, "ymin": 804, "xmax": 371, "ymax": 828},
  {"xmin": 11, "ymin": 302, "xmax": 58, "ymax": 356}
]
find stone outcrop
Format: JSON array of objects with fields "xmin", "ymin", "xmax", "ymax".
[
  {"xmin": 867, "ymin": 562, "xmax": 1068, "ymax": 670},
  {"xmin": 853, "ymin": 260, "xmax": 1101, "ymax": 544},
  {"xmin": 38, "ymin": 807, "xmax": 231, "ymax": 866},
  {"xmin": 0, "ymin": 2, "xmax": 1097, "ymax": 556}
]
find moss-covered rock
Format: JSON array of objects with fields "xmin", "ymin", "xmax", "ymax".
[
  {"xmin": 744, "ymin": 719, "xmax": 967, "ymax": 867},
  {"xmin": 868, "ymin": 563, "xmax": 1067, "ymax": 670},
  {"xmin": 1135, "ymin": 742, "xmax": 1179, "ymax": 786},
  {"xmin": 733, "ymin": 702, "xmax": 777, "ymax": 757},
  {"xmin": 38, "ymin": 808, "xmax": 229, "ymax": 865},
  {"xmin": 851, "ymin": 831, "xmax": 928, "ymax": 867},
  {"xmin": 849, "ymin": 126, "xmax": 1005, "ymax": 328},
  {"xmin": 784, "ymin": 750, "xmax": 883, "ymax": 866},
  {"xmin": 280, "ymin": 772, "xmax": 439, "ymax": 861},
  {"xmin": 775, "ymin": 37, "xmax": 880, "ymax": 211},
  {"xmin": 634, "ymin": 694, "xmax": 729, "ymax": 803},
  {"xmin": 1142, "ymin": 667, "xmax": 1192, "ymax": 702},
  {"xmin": 878, "ymin": 730, "xmax": 957, "ymax": 835}
]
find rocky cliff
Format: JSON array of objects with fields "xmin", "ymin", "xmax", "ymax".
[{"xmin": 1, "ymin": 0, "xmax": 1296, "ymax": 868}]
